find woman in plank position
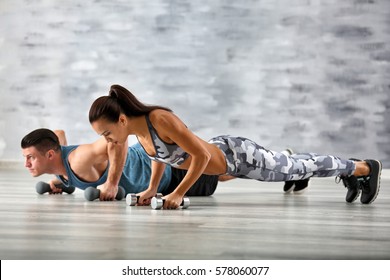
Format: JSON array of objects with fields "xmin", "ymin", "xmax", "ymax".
[{"xmin": 88, "ymin": 84, "xmax": 382, "ymax": 209}]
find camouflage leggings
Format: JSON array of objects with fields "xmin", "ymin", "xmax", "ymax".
[{"xmin": 208, "ymin": 135, "xmax": 356, "ymax": 181}]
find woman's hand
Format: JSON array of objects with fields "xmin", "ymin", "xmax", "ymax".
[
  {"xmin": 137, "ymin": 189, "xmax": 157, "ymax": 206},
  {"xmin": 162, "ymin": 192, "xmax": 184, "ymax": 209}
]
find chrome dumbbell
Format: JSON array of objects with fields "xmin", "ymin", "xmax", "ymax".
[
  {"xmin": 126, "ymin": 193, "xmax": 163, "ymax": 206},
  {"xmin": 151, "ymin": 196, "xmax": 190, "ymax": 210}
]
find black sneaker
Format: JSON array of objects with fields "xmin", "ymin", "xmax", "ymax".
[
  {"xmin": 359, "ymin": 159, "xmax": 382, "ymax": 204},
  {"xmin": 283, "ymin": 181, "xmax": 295, "ymax": 193},
  {"xmin": 336, "ymin": 175, "xmax": 361, "ymax": 203},
  {"xmin": 335, "ymin": 158, "xmax": 362, "ymax": 203},
  {"xmin": 293, "ymin": 178, "xmax": 310, "ymax": 194},
  {"xmin": 282, "ymin": 148, "xmax": 295, "ymax": 193}
]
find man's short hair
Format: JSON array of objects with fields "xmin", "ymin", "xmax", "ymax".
[{"xmin": 21, "ymin": 128, "xmax": 61, "ymax": 155}]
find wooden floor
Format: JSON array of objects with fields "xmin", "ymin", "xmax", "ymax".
[{"xmin": 1, "ymin": 165, "xmax": 389, "ymax": 260}]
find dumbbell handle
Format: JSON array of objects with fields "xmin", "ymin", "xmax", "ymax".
[
  {"xmin": 36, "ymin": 181, "xmax": 75, "ymax": 194},
  {"xmin": 84, "ymin": 186, "xmax": 125, "ymax": 201},
  {"xmin": 151, "ymin": 196, "xmax": 190, "ymax": 210}
]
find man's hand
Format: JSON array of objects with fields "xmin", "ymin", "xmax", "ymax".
[
  {"xmin": 48, "ymin": 180, "xmax": 63, "ymax": 194},
  {"xmin": 101, "ymin": 141, "xmax": 127, "ymax": 201},
  {"xmin": 97, "ymin": 183, "xmax": 118, "ymax": 201}
]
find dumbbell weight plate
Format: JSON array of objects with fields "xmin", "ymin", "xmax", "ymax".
[{"xmin": 151, "ymin": 197, "xmax": 164, "ymax": 209}]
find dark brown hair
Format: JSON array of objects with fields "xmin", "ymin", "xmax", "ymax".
[
  {"xmin": 21, "ymin": 128, "xmax": 60, "ymax": 154},
  {"xmin": 89, "ymin": 84, "xmax": 172, "ymax": 123}
]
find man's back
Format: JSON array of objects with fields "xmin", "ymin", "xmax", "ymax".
[
  {"xmin": 119, "ymin": 143, "xmax": 172, "ymax": 194},
  {"xmin": 57, "ymin": 143, "xmax": 172, "ymax": 194}
]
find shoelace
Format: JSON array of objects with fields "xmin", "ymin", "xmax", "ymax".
[
  {"xmin": 335, "ymin": 175, "xmax": 362, "ymax": 190},
  {"xmin": 335, "ymin": 175, "xmax": 351, "ymax": 188},
  {"xmin": 359, "ymin": 176, "xmax": 370, "ymax": 192},
  {"xmin": 336, "ymin": 158, "xmax": 362, "ymax": 187}
]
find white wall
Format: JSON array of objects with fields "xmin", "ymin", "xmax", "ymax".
[{"xmin": 1, "ymin": 0, "xmax": 389, "ymax": 166}]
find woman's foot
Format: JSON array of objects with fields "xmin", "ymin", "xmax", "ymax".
[
  {"xmin": 359, "ymin": 159, "xmax": 382, "ymax": 204},
  {"xmin": 336, "ymin": 174, "xmax": 361, "ymax": 203},
  {"xmin": 336, "ymin": 158, "xmax": 362, "ymax": 203}
]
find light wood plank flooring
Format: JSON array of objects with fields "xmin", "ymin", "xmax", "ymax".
[{"xmin": 1, "ymin": 165, "xmax": 389, "ymax": 260}]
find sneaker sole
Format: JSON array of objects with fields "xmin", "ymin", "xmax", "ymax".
[{"xmin": 363, "ymin": 160, "xmax": 382, "ymax": 204}]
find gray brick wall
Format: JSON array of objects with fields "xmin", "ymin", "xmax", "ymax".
[{"xmin": 1, "ymin": 0, "xmax": 389, "ymax": 167}]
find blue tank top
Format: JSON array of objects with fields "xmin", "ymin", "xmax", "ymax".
[
  {"xmin": 139, "ymin": 114, "xmax": 189, "ymax": 168},
  {"xmin": 56, "ymin": 143, "xmax": 172, "ymax": 194}
]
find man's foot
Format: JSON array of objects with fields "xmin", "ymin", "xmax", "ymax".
[
  {"xmin": 283, "ymin": 181, "xmax": 295, "ymax": 193},
  {"xmin": 283, "ymin": 179, "xmax": 310, "ymax": 194},
  {"xmin": 282, "ymin": 148, "xmax": 296, "ymax": 193},
  {"xmin": 293, "ymin": 178, "xmax": 310, "ymax": 194},
  {"xmin": 281, "ymin": 148, "xmax": 310, "ymax": 194},
  {"xmin": 359, "ymin": 159, "xmax": 382, "ymax": 204}
]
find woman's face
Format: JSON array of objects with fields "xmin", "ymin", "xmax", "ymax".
[{"xmin": 91, "ymin": 116, "xmax": 128, "ymax": 144}]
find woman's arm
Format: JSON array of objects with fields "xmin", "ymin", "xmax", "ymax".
[
  {"xmin": 137, "ymin": 160, "xmax": 166, "ymax": 205},
  {"xmin": 150, "ymin": 110, "xmax": 211, "ymax": 209}
]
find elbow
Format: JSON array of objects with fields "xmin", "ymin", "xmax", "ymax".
[
  {"xmin": 198, "ymin": 150, "xmax": 211, "ymax": 165},
  {"xmin": 54, "ymin": 130, "xmax": 65, "ymax": 138},
  {"xmin": 54, "ymin": 130, "xmax": 66, "ymax": 145}
]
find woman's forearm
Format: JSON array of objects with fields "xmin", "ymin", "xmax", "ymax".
[{"xmin": 173, "ymin": 151, "xmax": 211, "ymax": 196}]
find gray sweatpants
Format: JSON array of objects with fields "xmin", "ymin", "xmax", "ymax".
[{"xmin": 208, "ymin": 135, "xmax": 356, "ymax": 181}]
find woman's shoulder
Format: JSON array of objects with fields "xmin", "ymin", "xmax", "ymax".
[
  {"xmin": 149, "ymin": 109, "xmax": 186, "ymax": 131},
  {"xmin": 149, "ymin": 109, "xmax": 175, "ymax": 122}
]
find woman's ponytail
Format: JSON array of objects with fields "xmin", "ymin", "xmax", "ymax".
[{"xmin": 89, "ymin": 85, "xmax": 172, "ymax": 124}]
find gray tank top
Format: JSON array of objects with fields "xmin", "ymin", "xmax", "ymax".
[{"xmin": 137, "ymin": 114, "xmax": 189, "ymax": 168}]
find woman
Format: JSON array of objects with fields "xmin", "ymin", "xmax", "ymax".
[{"xmin": 89, "ymin": 85, "xmax": 382, "ymax": 209}]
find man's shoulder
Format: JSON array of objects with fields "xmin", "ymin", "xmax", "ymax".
[{"xmin": 60, "ymin": 145, "xmax": 79, "ymax": 156}]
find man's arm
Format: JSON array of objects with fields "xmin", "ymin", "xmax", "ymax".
[
  {"xmin": 54, "ymin": 130, "xmax": 67, "ymax": 146},
  {"xmin": 52, "ymin": 130, "xmax": 128, "ymax": 200},
  {"xmin": 45, "ymin": 130, "xmax": 67, "ymax": 194},
  {"xmin": 98, "ymin": 140, "xmax": 128, "ymax": 200}
]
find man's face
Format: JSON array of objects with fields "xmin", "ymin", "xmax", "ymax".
[{"xmin": 22, "ymin": 146, "xmax": 50, "ymax": 177}]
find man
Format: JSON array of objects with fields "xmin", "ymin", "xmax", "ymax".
[{"xmin": 21, "ymin": 128, "xmax": 220, "ymax": 201}]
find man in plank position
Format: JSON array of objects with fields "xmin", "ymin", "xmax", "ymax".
[{"xmin": 21, "ymin": 128, "xmax": 221, "ymax": 201}]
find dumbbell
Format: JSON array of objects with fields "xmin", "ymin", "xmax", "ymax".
[
  {"xmin": 151, "ymin": 196, "xmax": 190, "ymax": 210},
  {"xmin": 126, "ymin": 193, "xmax": 163, "ymax": 206},
  {"xmin": 84, "ymin": 186, "xmax": 125, "ymax": 201},
  {"xmin": 36, "ymin": 181, "xmax": 75, "ymax": 194}
]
